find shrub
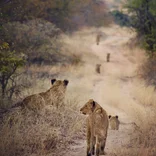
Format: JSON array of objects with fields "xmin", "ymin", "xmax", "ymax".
[
  {"xmin": 138, "ymin": 57, "xmax": 156, "ymax": 87},
  {"xmin": 126, "ymin": 0, "xmax": 156, "ymax": 57},
  {"xmin": 1, "ymin": 19, "xmax": 62, "ymax": 64},
  {"xmin": 110, "ymin": 10, "xmax": 131, "ymax": 27},
  {"xmin": 0, "ymin": 42, "xmax": 25, "ymax": 107}
]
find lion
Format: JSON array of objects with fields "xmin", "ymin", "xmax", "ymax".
[
  {"xmin": 96, "ymin": 34, "xmax": 102, "ymax": 45},
  {"xmin": 19, "ymin": 79, "xmax": 69, "ymax": 112},
  {"xmin": 80, "ymin": 99, "xmax": 109, "ymax": 156},
  {"xmin": 95, "ymin": 64, "xmax": 101, "ymax": 74},
  {"xmin": 108, "ymin": 115, "xmax": 120, "ymax": 130},
  {"xmin": 106, "ymin": 53, "xmax": 110, "ymax": 62}
]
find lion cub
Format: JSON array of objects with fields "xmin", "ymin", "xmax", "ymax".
[
  {"xmin": 109, "ymin": 115, "xmax": 120, "ymax": 130},
  {"xmin": 80, "ymin": 99, "xmax": 109, "ymax": 156}
]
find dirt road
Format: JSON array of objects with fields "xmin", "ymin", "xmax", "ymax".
[{"xmin": 64, "ymin": 25, "xmax": 142, "ymax": 156}]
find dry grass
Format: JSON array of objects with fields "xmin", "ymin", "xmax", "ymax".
[
  {"xmin": 138, "ymin": 57, "xmax": 156, "ymax": 86},
  {"xmin": 60, "ymin": 29, "xmax": 100, "ymax": 64},
  {"xmin": 127, "ymin": 79, "xmax": 156, "ymax": 156},
  {"xmin": 122, "ymin": 46, "xmax": 146, "ymax": 65},
  {"xmin": 132, "ymin": 80, "xmax": 156, "ymax": 107},
  {"xmin": 0, "ymin": 97, "xmax": 84, "ymax": 156},
  {"xmin": 1, "ymin": 24, "xmax": 156, "ymax": 156}
]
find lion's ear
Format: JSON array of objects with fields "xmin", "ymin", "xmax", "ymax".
[
  {"xmin": 91, "ymin": 100, "xmax": 96, "ymax": 112},
  {"xmin": 109, "ymin": 115, "xmax": 111, "ymax": 119},
  {"xmin": 64, "ymin": 80, "xmax": 69, "ymax": 86},
  {"xmin": 51, "ymin": 79, "xmax": 56, "ymax": 85},
  {"xmin": 92, "ymin": 100, "xmax": 96, "ymax": 107},
  {"xmin": 116, "ymin": 115, "xmax": 118, "ymax": 119}
]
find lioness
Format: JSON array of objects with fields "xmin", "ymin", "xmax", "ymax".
[
  {"xmin": 106, "ymin": 53, "xmax": 110, "ymax": 62},
  {"xmin": 96, "ymin": 64, "xmax": 101, "ymax": 74},
  {"xmin": 80, "ymin": 99, "xmax": 109, "ymax": 156},
  {"xmin": 109, "ymin": 115, "xmax": 120, "ymax": 130},
  {"xmin": 20, "ymin": 79, "xmax": 69, "ymax": 111},
  {"xmin": 96, "ymin": 34, "xmax": 102, "ymax": 45}
]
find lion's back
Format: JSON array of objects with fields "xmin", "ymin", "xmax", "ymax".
[
  {"xmin": 94, "ymin": 108, "xmax": 109, "ymax": 135},
  {"xmin": 21, "ymin": 94, "xmax": 45, "ymax": 111}
]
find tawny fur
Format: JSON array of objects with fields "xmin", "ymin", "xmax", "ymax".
[
  {"xmin": 20, "ymin": 79, "xmax": 69, "ymax": 112},
  {"xmin": 106, "ymin": 53, "xmax": 110, "ymax": 62},
  {"xmin": 80, "ymin": 99, "xmax": 109, "ymax": 156},
  {"xmin": 109, "ymin": 115, "xmax": 120, "ymax": 130},
  {"xmin": 96, "ymin": 34, "xmax": 102, "ymax": 45},
  {"xmin": 96, "ymin": 64, "xmax": 101, "ymax": 74}
]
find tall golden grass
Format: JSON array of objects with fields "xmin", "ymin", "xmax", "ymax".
[{"xmin": 0, "ymin": 96, "xmax": 85, "ymax": 156}]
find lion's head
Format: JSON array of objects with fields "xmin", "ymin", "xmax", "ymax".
[
  {"xmin": 80, "ymin": 99, "xmax": 102, "ymax": 115},
  {"xmin": 50, "ymin": 79, "xmax": 69, "ymax": 92},
  {"xmin": 49, "ymin": 79, "xmax": 69, "ymax": 108},
  {"xmin": 51, "ymin": 79, "xmax": 69, "ymax": 87},
  {"xmin": 108, "ymin": 115, "xmax": 120, "ymax": 130},
  {"xmin": 109, "ymin": 115, "xmax": 118, "ymax": 120}
]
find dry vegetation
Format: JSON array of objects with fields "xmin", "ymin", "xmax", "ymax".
[
  {"xmin": 0, "ymin": 103, "xmax": 85, "ymax": 156},
  {"xmin": 120, "ymin": 40, "xmax": 156, "ymax": 156},
  {"xmin": 0, "ymin": 25, "xmax": 156, "ymax": 156},
  {"xmin": 0, "ymin": 27, "xmax": 98, "ymax": 156},
  {"xmin": 1, "ymin": 0, "xmax": 156, "ymax": 155}
]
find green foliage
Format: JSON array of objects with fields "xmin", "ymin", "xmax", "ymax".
[
  {"xmin": 143, "ymin": 28, "xmax": 156, "ymax": 57},
  {"xmin": 0, "ymin": 42, "xmax": 25, "ymax": 100},
  {"xmin": 126, "ymin": 0, "xmax": 156, "ymax": 56},
  {"xmin": 110, "ymin": 10, "xmax": 131, "ymax": 27},
  {"xmin": 0, "ymin": 42, "xmax": 24, "ymax": 72}
]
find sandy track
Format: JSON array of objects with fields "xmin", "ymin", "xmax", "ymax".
[{"xmin": 64, "ymin": 25, "xmax": 140, "ymax": 156}]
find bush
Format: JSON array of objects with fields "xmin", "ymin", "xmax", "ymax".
[
  {"xmin": 0, "ymin": 42, "xmax": 26, "ymax": 106},
  {"xmin": 1, "ymin": 19, "xmax": 63, "ymax": 64},
  {"xmin": 110, "ymin": 10, "xmax": 131, "ymax": 27},
  {"xmin": 126, "ymin": 0, "xmax": 156, "ymax": 57}
]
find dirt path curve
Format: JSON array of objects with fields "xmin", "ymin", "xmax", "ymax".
[
  {"xmin": 65, "ymin": 25, "xmax": 139, "ymax": 156},
  {"xmin": 90, "ymin": 27, "xmax": 137, "ymax": 155}
]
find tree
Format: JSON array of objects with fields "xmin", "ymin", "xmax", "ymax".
[
  {"xmin": 126, "ymin": 0, "xmax": 156, "ymax": 57},
  {"xmin": 0, "ymin": 42, "xmax": 25, "ymax": 100},
  {"xmin": 110, "ymin": 10, "xmax": 131, "ymax": 27}
]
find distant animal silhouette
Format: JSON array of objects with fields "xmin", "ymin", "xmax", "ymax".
[
  {"xmin": 96, "ymin": 34, "xmax": 102, "ymax": 45},
  {"xmin": 106, "ymin": 53, "xmax": 110, "ymax": 62},
  {"xmin": 96, "ymin": 64, "xmax": 101, "ymax": 74}
]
